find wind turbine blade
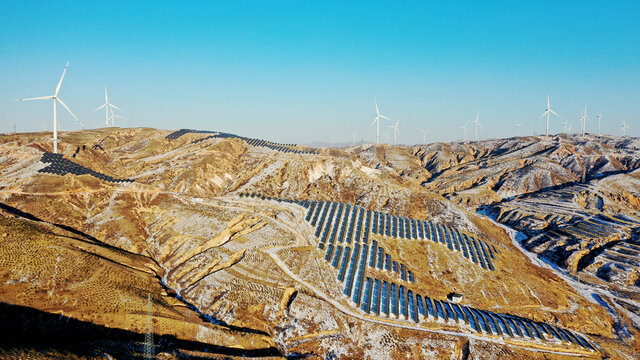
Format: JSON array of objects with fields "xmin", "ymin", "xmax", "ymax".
[
  {"xmin": 92, "ymin": 104, "xmax": 107, "ymax": 112},
  {"xmin": 110, "ymin": 104, "xmax": 125, "ymax": 113},
  {"xmin": 550, "ymin": 109, "xmax": 560, "ymax": 117},
  {"xmin": 55, "ymin": 62, "xmax": 69, "ymax": 96},
  {"xmin": 375, "ymin": 99, "xmax": 379, "ymax": 115},
  {"xmin": 57, "ymin": 98, "xmax": 84, "ymax": 128},
  {"xmin": 539, "ymin": 111, "xmax": 548, "ymax": 118},
  {"xmin": 379, "ymin": 114, "xmax": 392, "ymax": 121},
  {"xmin": 370, "ymin": 117, "xmax": 378, "ymax": 127},
  {"xmin": 20, "ymin": 95, "xmax": 54, "ymax": 101}
]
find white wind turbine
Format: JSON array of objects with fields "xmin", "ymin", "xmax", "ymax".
[
  {"xmin": 92, "ymin": 86, "xmax": 125, "ymax": 126},
  {"xmin": 388, "ymin": 119, "xmax": 400, "ymax": 146},
  {"xmin": 597, "ymin": 113, "xmax": 602, "ymax": 136},
  {"xmin": 471, "ymin": 112, "xmax": 481, "ymax": 141},
  {"xmin": 579, "ymin": 105, "xmax": 590, "ymax": 136},
  {"xmin": 351, "ymin": 132, "xmax": 357, "ymax": 146},
  {"xmin": 540, "ymin": 94, "xmax": 560, "ymax": 136},
  {"xmin": 514, "ymin": 122, "xmax": 522, "ymax": 136},
  {"xmin": 371, "ymin": 99, "xmax": 391, "ymax": 144},
  {"xmin": 420, "ymin": 129, "xmax": 429, "ymax": 143},
  {"xmin": 561, "ymin": 120, "xmax": 568, "ymax": 133},
  {"xmin": 20, "ymin": 62, "xmax": 84, "ymax": 154},
  {"xmin": 622, "ymin": 119, "xmax": 631, "ymax": 137},
  {"xmin": 460, "ymin": 122, "xmax": 469, "ymax": 141}
]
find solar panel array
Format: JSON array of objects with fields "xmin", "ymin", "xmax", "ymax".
[
  {"xmin": 238, "ymin": 192, "xmax": 597, "ymax": 352},
  {"xmin": 166, "ymin": 128, "xmax": 316, "ymax": 154},
  {"xmin": 38, "ymin": 152, "xmax": 134, "ymax": 183}
]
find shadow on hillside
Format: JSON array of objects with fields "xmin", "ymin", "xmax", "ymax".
[{"xmin": 0, "ymin": 302, "xmax": 282, "ymax": 358}]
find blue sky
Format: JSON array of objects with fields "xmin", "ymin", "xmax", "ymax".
[{"xmin": 1, "ymin": 1, "xmax": 639, "ymax": 144}]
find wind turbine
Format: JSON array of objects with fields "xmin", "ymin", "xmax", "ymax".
[
  {"xmin": 622, "ymin": 119, "xmax": 631, "ymax": 137},
  {"xmin": 420, "ymin": 129, "xmax": 429, "ymax": 143},
  {"xmin": 471, "ymin": 113, "xmax": 481, "ymax": 141},
  {"xmin": 579, "ymin": 105, "xmax": 590, "ymax": 136},
  {"xmin": 371, "ymin": 99, "xmax": 391, "ymax": 144},
  {"xmin": 92, "ymin": 86, "xmax": 125, "ymax": 126},
  {"xmin": 351, "ymin": 132, "xmax": 357, "ymax": 146},
  {"xmin": 540, "ymin": 94, "xmax": 560, "ymax": 136},
  {"xmin": 514, "ymin": 123, "xmax": 522, "ymax": 136},
  {"xmin": 597, "ymin": 113, "xmax": 602, "ymax": 136},
  {"xmin": 561, "ymin": 120, "xmax": 568, "ymax": 133},
  {"xmin": 19, "ymin": 62, "xmax": 84, "ymax": 153},
  {"xmin": 388, "ymin": 119, "xmax": 400, "ymax": 146},
  {"xmin": 460, "ymin": 122, "xmax": 469, "ymax": 141}
]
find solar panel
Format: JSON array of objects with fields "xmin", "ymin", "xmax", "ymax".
[
  {"xmin": 372, "ymin": 279, "xmax": 381, "ymax": 315},
  {"xmin": 352, "ymin": 244, "xmax": 369, "ymax": 305},
  {"xmin": 362, "ymin": 209, "xmax": 371, "ymax": 243},
  {"xmin": 337, "ymin": 246, "xmax": 351, "ymax": 281},
  {"xmin": 343, "ymin": 243, "xmax": 360, "ymax": 296},
  {"xmin": 369, "ymin": 241, "xmax": 378, "ymax": 267},
  {"xmin": 385, "ymin": 214, "xmax": 391, "ymax": 237},
  {"xmin": 376, "ymin": 247, "xmax": 384, "ymax": 269},
  {"xmin": 324, "ymin": 244, "xmax": 334, "ymax": 261},
  {"xmin": 327, "ymin": 203, "xmax": 344, "ymax": 245},
  {"xmin": 331, "ymin": 245, "xmax": 343, "ymax": 268},
  {"xmin": 407, "ymin": 290, "xmax": 418, "ymax": 322},
  {"xmin": 451, "ymin": 228, "xmax": 461, "ymax": 251},
  {"xmin": 372, "ymin": 211, "xmax": 379, "ymax": 234},
  {"xmin": 434, "ymin": 300, "xmax": 446, "ymax": 321},
  {"xmin": 436, "ymin": 225, "xmax": 445, "ymax": 244},
  {"xmin": 417, "ymin": 220, "xmax": 424, "ymax": 239},
  {"xmin": 392, "ymin": 261, "xmax": 398, "ymax": 273},
  {"xmin": 390, "ymin": 283, "xmax": 399, "ymax": 317},
  {"xmin": 458, "ymin": 230, "xmax": 470, "ymax": 258},
  {"xmin": 399, "ymin": 285, "xmax": 407, "ymax": 319},
  {"xmin": 416, "ymin": 294, "xmax": 429, "ymax": 318},
  {"xmin": 424, "ymin": 296, "xmax": 436, "ymax": 319},
  {"xmin": 407, "ymin": 270, "xmax": 414, "ymax": 283},
  {"xmin": 400, "ymin": 264, "xmax": 407, "ymax": 281},
  {"xmin": 461, "ymin": 306, "xmax": 480, "ymax": 332},
  {"xmin": 398, "ymin": 217, "xmax": 405, "ymax": 238},
  {"xmin": 451, "ymin": 303, "xmax": 465, "ymax": 323},
  {"xmin": 392, "ymin": 216, "xmax": 398, "ymax": 238},
  {"xmin": 305, "ymin": 201, "xmax": 317, "ymax": 222},
  {"xmin": 442, "ymin": 302, "xmax": 457, "ymax": 322},
  {"xmin": 479, "ymin": 310, "xmax": 499, "ymax": 334},
  {"xmin": 336, "ymin": 204, "xmax": 351, "ymax": 243},
  {"xmin": 471, "ymin": 238, "xmax": 487, "ymax": 268},
  {"xmin": 444, "ymin": 227, "xmax": 453, "ymax": 250},
  {"xmin": 464, "ymin": 234, "xmax": 478, "ymax": 263},
  {"xmin": 313, "ymin": 202, "xmax": 330, "ymax": 237},
  {"xmin": 381, "ymin": 281, "xmax": 389, "ymax": 315},
  {"xmin": 384, "ymin": 254, "xmax": 391, "ymax": 271},
  {"xmin": 361, "ymin": 277, "xmax": 373, "ymax": 313}
]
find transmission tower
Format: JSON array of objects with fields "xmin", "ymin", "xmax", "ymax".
[{"xmin": 144, "ymin": 293, "xmax": 154, "ymax": 359}]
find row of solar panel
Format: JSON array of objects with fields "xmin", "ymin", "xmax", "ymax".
[
  {"xmin": 39, "ymin": 153, "xmax": 134, "ymax": 183},
  {"xmin": 166, "ymin": 128, "xmax": 315, "ymax": 154},
  {"xmin": 304, "ymin": 200, "xmax": 498, "ymax": 271},
  {"xmin": 237, "ymin": 193, "xmax": 596, "ymax": 352}
]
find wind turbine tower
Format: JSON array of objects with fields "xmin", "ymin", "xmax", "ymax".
[
  {"xmin": 420, "ymin": 129, "xmax": 429, "ymax": 143},
  {"xmin": 19, "ymin": 62, "xmax": 84, "ymax": 153},
  {"xmin": 622, "ymin": 119, "xmax": 631, "ymax": 137},
  {"xmin": 371, "ymin": 99, "xmax": 391, "ymax": 144},
  {"xmin": 93, "ymin": 86, "xmax": 125, "ymax": 126},
  {"xmin": 540, "ymin": 94, "xmax": 560, "ymax": 136},
  {"xmin": 514, "ymin": 123, "xmax": 522, "ymax": 136},
  {"xmin": 388, "ymin": 119, "xmax": 400, "ymax": 146},
  {"xmin": 460, "ymin": 123, "xmax": 469, "ymax": 141},
  {"xmin": 471, "ymin": 113, "xmax": 481, "ymax": 141},
  {"xmin": 579, "ymin": 105, "xmax": 590, "ymax": 136},
  {"xmin": 597, "ymin": 113, "xmax": 602, "ymax": 136}
]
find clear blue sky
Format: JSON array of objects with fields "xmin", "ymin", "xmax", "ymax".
[{"xmin": 1, "ymin": 1, "xmax": 639, "ymax": 144}]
